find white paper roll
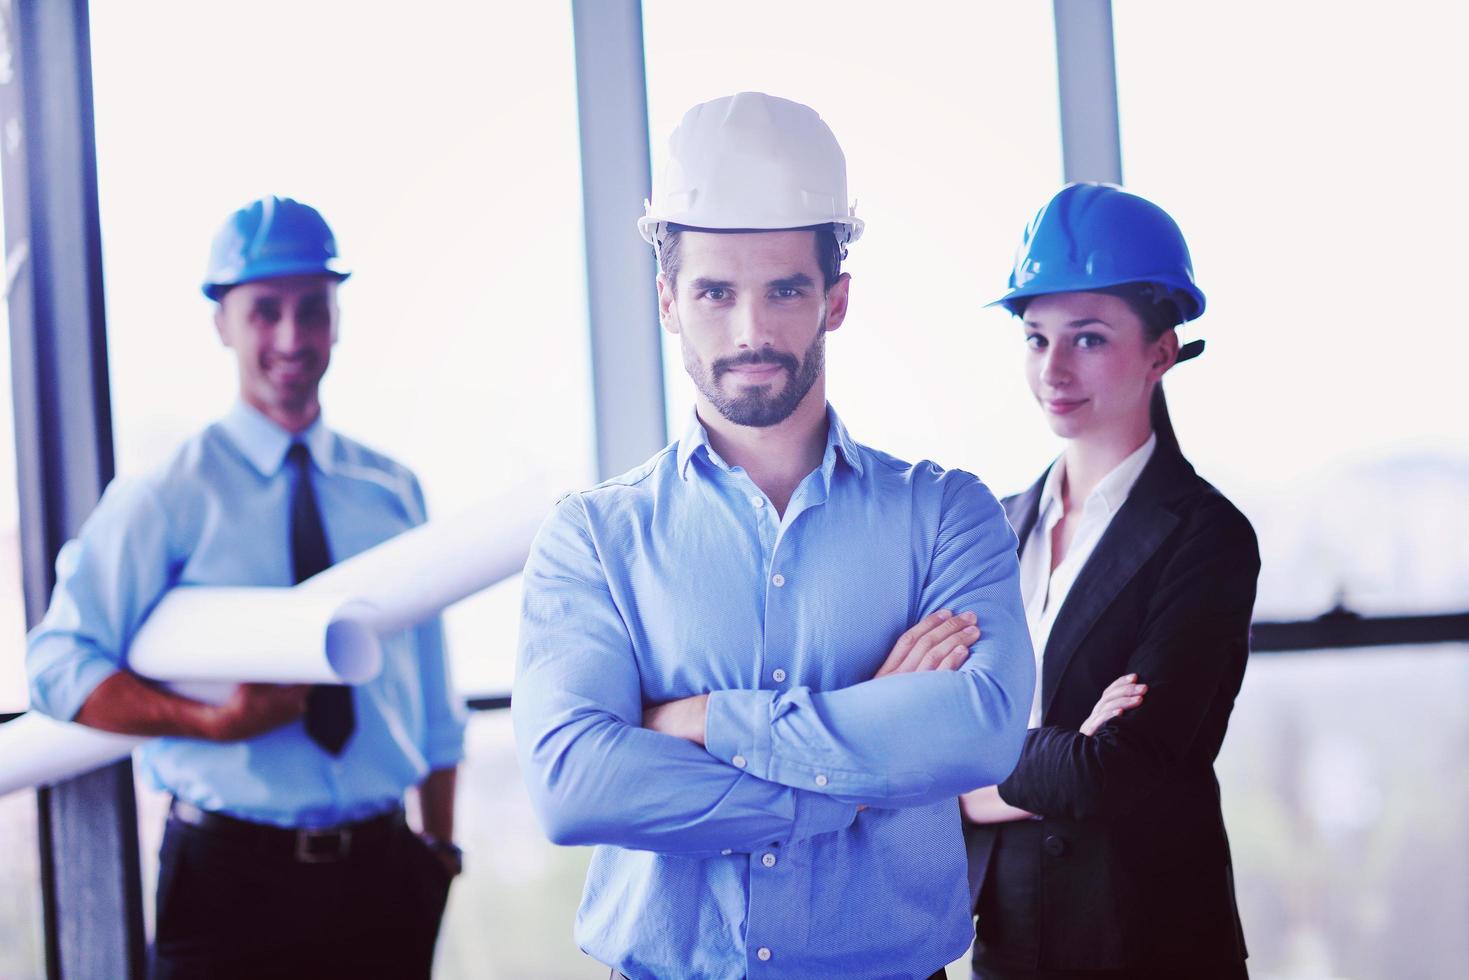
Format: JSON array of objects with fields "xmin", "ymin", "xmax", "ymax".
[
  {"xmin": 0, "ymin": 481, "xmax": 555, "ymax": 797},
  {"xmin": 299, "ymin": 483, "xmax": 548, "ymax": 634},
  {"xmin": 127, "ymin": 589, "xmax": 383, "ymax": 685},
  {"xmin": 0, "ymin": 713, "xmax": 145, "ymax": 798}
]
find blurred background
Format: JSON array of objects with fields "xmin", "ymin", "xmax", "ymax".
[{"xmin": 0, "ymin": 1, "xmax": 1465, "ymax": 978}]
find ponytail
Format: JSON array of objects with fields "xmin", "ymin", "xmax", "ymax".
[{"xmin": 1150, "ymin": 381, "xmax": 1180, "ymax": 453}]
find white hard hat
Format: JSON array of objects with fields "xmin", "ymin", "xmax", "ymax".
[{"xmin": 638, "ymin": 92, "xmax": 864, "ymax": 247}]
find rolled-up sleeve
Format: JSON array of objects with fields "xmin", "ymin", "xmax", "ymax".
[
  {"xmin": 703, "ymin": 472, "xmax": 1035, "ymax": 807},
  {"xmin": 514, "ymin": 494, "xmax": 857, "ymax": 856},
  {"xmin": 26, "ymin": 480, "xmax": 174, "ymax": 721}
]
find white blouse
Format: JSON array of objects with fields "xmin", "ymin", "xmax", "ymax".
[{"xmin": 1018, "ymin": 433, "xmax": 1157, "ymax": 728}]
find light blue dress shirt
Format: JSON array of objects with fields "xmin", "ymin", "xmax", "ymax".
[
  {"xmin": 515, "ymin": 406, "xmax": 1034, "ymax": 979},
  {"xmin": 27, "ymin": 401, "xmax": 466, "ymax": 828}
]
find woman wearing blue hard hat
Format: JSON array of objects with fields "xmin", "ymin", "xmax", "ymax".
[{"xmin": 961, "ymin": 183, "xmax": 1259, "ymax": 979}]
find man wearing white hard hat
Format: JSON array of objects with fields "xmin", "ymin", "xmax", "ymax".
[{"xmin": 515, "ymin": 92, "xmax": 1034, "ymax": 978}]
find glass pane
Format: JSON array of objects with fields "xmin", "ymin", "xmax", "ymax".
[
  {"xmin": 0, "ymin": 163, "xmax": 27, "ymax": 713},
  {"xmin": 1218, "ymin": 647, "xmax": 1469, "ymax": 977},
  {"xmin": 435, "ymin": 711, "xmax": 600, "ymax": 978},
  {"xmin": 89, "ymin": 1, "xmax": 592, "ymax": 965},
  {"xmin": 88, "ymin": 1, "xmax": 592, "ymax": 699},
  {"xmin": 0, "ymin": 788, "xmax": 45, "ymax": 978},
  {"xmin": 643, "ymin": 0, "xmax": 1067, "ymax": 494},
  {"xmin": 1113, "ymin": 1, "xmax": 1469, "ymax": 620},
  {"xmin": 0, "ymin": 126, "xmax": 46, "ymax": 980}
]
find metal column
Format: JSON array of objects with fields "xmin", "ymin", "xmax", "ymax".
[
  {"xmin": 0, "ymin": 1, "xmax": 144, "ymax": 977},
  {"xmin": 571, "ymin": 0, "xmax": 667, "ymax": 479},
  {"xmin": 1052, "ymin": 0, "xmax": 1124, "ymax": 184}
]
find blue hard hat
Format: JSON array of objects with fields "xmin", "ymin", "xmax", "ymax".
[
  {"xmin": 992, "ymin": 183, "xmax": 1205, "ymax": 321},
  {"xmin": 202, "ymin": 196, "xmax": 351, "ymax": 300}
]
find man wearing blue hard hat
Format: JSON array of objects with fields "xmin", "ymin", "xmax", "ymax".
[{"xmin": 27, "ymin": 196, "xmax": 466, "ymax": 979}]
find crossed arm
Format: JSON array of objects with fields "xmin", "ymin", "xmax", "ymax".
[
  {"xmin": 642, "ymin": 609, "xmax": 984, "ymax": 743},
  {"xmin": 959, "ymin": 673, "xmax": 1148, "ymax": 823},
  {"xmin": 513, "ymin": 485, "xmax": 1033, "ymax": 855},
  {"xmin": 960, "ymin": 502, "xmax": 1259, "ymax": 824}
]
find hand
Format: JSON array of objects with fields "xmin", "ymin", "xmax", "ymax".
[
  {"xmin": 419, "ymin": 834, "xmax": 464, "ymax": 878},
  {"xmin": 873, "ymin": 609, "xmax": 980, "ymax": 678},
  {"xmin": 959, "ymin": 785, "xmax": 1034, "ymax": 824},
  {"xmin": 1080, "ymin": 673, "xmax": 1148, "ymax": 737},
  {"xmin": 204, "ymin": 682, "xmax": 311, "ymax": 741},
  {"xmin": 642, "ymin": 694, "xmax": 710, "ymax": 746}
]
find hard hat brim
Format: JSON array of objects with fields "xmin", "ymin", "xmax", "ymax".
[
  {"xmin": 202, "ymin": 260, "xmax": 351, "ymax": 301},
  {"xmin": 988, "ymin": 276, "xmax": 1206, "ymax": 322},
  {"xmin": 637, "ymin": 215, "xmax": 864, "ymax": 247}
]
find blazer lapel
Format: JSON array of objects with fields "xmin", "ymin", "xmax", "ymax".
[
  {"xmin": 1002, "ymin": 466, "xmax": 1050, "ymax": 559},
  {"xmin": 1039, "ymin": 446, "xmax": 1197, "ymax": 720}
]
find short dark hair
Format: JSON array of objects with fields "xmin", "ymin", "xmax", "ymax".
[{"xmin": 657, "ymin": 223, "xmax": 844, "ymax": 290}]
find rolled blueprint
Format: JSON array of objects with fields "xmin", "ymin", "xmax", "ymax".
[
  {"xmin": 0, "ymin": 713, "xmax": 144, "ymax": 797},
  {"xmin": 127, "ymin": 589, "xmax": 383, "ymax": 685},
  {"xmin": 0, "ymin": 481, "xmax": 553, "ymax": 797},
  {"xmin": 297, "ymin": 484, "xmax": 548, "ymax": 634}
]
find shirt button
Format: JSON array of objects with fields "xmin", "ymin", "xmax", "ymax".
[
  {"xmin": 721, "ymin": 848, "xmax": 733, "ymax": 856},
  {"xmin": 761, "ymin": 852, "xmax": 777, "ymax": 868},
  {"xmin": 772, "ymin": 668, "xmax": 787, "ymax": 683},
  {"xmin": 750, "ymin": 495, "xmax": 764, "ymax": 508},
  {"xmin": 732, "ymin": 755, "xmax": 747, "ymax": 769},
  {"xmin": 814, "ymin": 774, "xmax": 828, "ymax": 787},
  {"xmin": 771, "ymin": 573, "xmax": 785, "ymax": 587},
  {"xmin": 756, "ymin": 947, "xmax": 772, "ymax": 962}
]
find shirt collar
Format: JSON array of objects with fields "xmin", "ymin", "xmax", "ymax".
[
  {"xmin": 1037, "ymin": 431, "xmax": 1158, "ymax": 523},
  {"xmin": 220, "ymin": 400, "xmax": 335, "ymax": 477},
  {"xmin": 676, "ymin": 403, "xmax": 865, "ymax": 484}
]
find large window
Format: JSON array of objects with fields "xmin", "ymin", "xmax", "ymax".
[
  {"xmin": 88, "ymin": 1, "xmax": 593, "ymax": 969},
  {"xmin": 1115, "ymin": 3, "xmax": 1469, "ymax": 974},
  {"xmin": 0, "ymin": 157, "xmax": 46, "ymax": 980},
  {"xmin": 644, "ymin": 1, "xmax": 1068, "ymax": 496},
  {"xmin": 1113, "ymin": 0, "xmax": 1469, "ymax": 620},
  {"xmin": 88, "ymin": 1, "xmax": 592, "ymax": 697}
]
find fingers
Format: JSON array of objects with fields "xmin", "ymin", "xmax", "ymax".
[
  {"xmin": 934, "ymin": 644, "xmax": 970, "ymax": 671},
  {"xmin": 1080, "ymin": 678, "xmax": 1148, "ymax": 736},
  {"xmin": 911, "ymin": 618, "xmax": 979, "ymax": 672},
  {"xmin": 875, "ymin": 610, "xmax": 954, "ymax": 677},
  {"xmin": 885, "ymin": 611, "xmax": 980, "ymax": 676},
  {"xmin": 1099, "ymin": 673, "xmax": 1139, "ymax": 700}
]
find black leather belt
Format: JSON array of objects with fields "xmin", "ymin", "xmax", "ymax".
[{"xmin": 168, "ymin": 798, "xmax": 404, "ymax": 863}]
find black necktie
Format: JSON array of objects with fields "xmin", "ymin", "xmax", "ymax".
[{"xmin": 288, "ymin": 443, "xmax": 355, "ymax": 755}]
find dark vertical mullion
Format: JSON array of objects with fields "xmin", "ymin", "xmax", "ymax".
[{"xmin": 1, "ymin": 1, "xmax": 143, "ymax": 978}]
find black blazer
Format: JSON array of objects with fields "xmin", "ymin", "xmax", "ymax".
[{"xmin": 965, "ymin": 441, "xmax": 1259, "ymax": 972}]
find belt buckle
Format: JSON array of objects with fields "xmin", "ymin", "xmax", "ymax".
[{"xmin": 294, "ymin": 827, "xmax": 351, "ymax": 863}]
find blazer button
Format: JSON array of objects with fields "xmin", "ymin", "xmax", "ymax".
[{"xmin": 1043, "ymin": 834, "xmax": 1067, "ymax": 857}]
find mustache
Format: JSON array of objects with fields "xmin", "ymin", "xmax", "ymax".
[{"xmin": 712, "ymin": 348, "xmax": 799, "ymax": 379}]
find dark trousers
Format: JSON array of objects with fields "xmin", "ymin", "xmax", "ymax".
[
  {"xmin": 616, "ymin": 971, "xmax": 947, "ymax": 979},
  {"xmin": 972, "ymin": 966, "xmax": 1247, "ymax": 980},
  {"xmin": 150, "ymin": 815, "xmax": 452, "ymax": 980}
]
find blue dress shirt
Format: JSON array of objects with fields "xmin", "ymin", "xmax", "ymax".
[
  {"xmin": 515, "ymin": 407, "xmax": 1034, "ymax": 979},
  {"xmin": 27, "ymin": 401, "xmax": 466, "ymax": 828}
]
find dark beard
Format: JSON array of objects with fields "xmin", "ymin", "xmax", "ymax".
[{"xmin": 694, "ymin": 321, "xmax": 825, "ymax": 428}]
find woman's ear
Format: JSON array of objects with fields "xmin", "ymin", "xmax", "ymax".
[{"xmin": 1151, "ymin": 329, "xmax": 1180, "ymax": 380}]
